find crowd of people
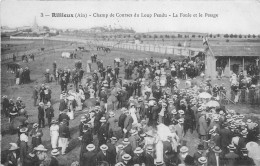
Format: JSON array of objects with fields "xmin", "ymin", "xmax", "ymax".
[{"xmin": 2, "ymin": 53, "xmax": 260, "ymax": 166}]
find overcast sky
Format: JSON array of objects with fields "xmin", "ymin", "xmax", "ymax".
[{"xmin": 1, "ymin": 0, "xmax": 260, "ymax": 34}]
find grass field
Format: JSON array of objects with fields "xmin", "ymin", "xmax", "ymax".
[{"xmin": 1, "ymin": 38, "xmax": 260, "ymax": 165}]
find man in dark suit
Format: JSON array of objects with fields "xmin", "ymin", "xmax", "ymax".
[
  {"xmin": 45, "ymin": 102, "xmax": 54, "ymax": 127},
  {"xmin": 97, "ymin": 145, "xmax": 110, "ymax": 164},
  {"xmin": 58, "ymin": 109, "xmax": 70, "ymax": 126},
  {"xmin": 49, "ymin": 149, "xmax": 59, "ymax": 166},
  {"xmin": 38, "ymin": 102, "xmax": 45, "ymax": 128},
  {"xmin": 98, "ymin": 117, "xmax": 108, "ymax": 146},
  {"xmin": 123, "ymin": 111, "xmax": 133, "ymax": 138},
  {"xmin": 193, "ymin": 144, "xmax": 204, "ymax": 165},
  {"xmin": 118, "ymin": 108, "xmax": 127, "ymax": 130},
  {"xmin": 6, "ymin": 143, "xmax": 20, "ymax": 166},
  {"xmin": 59, "ymin": 121, "xmax": 70, "ymax": 155},
  {"xmin": 106, "ymin": 137, "xmax": 117, "ymax": 166},
  {"xmin": 225, "ymin": 144, "xmax": 239, "ymax": 166},
  {"xmin": 151, "ymin": 102, "xmax": 159, "ymax": 127},
  {"xmin": 219, "ymin": 123, "xmax": 232, "ymax": 155},
  {"xmin": 79, "ymin": 124, "xmax": 93, "ymax": 165},
  {"xmin": 144, "ymin": 146, "xmax": 155, "ymax": 166},
  {"xmin": 94, "ymin": 108, "xmax": 103, "ymax": 135},
  {"xmin": 82, "ymin": 144, "xmax": 97, "ymax": 166},
  {"xmin": 123, "ymin": 138, "xmax": 134, "ymax": 157},
  {"xmin": 207, "ymin": 146, "xmax": 224, "ymax": 166},
  {"xmin": 32, "ymin": 86, "xmax": 38, "ymax": 107},
  {"xmin": 59, "ymin": 94, "xmax": 67, "ymax": 112},
  {"xmin": 133, "ymin": 147, "xmax": 145, "ymax": 165}
]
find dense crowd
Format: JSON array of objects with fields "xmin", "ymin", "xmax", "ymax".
[{"xmin": 1, "ymin": 54, "xmax": 260, "ymax": 166}]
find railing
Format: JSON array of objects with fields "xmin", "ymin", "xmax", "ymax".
[{"xmin": 219, "ymin": 89, "xmax": 260, "ymax": 105}]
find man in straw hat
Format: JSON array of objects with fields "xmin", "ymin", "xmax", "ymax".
[
  {"xmin": 82, "ymin": 144, "xmax": 97, "ymax": 166},
  {"xmin": 144, "ymin": 145, "xmax": 154, "ymax": 166},
  {"xmin": 45, "ymin": 101, "xmax": 54, "ymax": 127},
  {"xmin": 30, "ymin": 123, "xmax": 43, "ymax": 148},
  {"xmin": 59, "ymin": 120, "xmax": 70, "ymax": 155},
  {"xmin": 207, "ymin": 146, "xmax": 224, "ymax": 166},
  {"xmin": 225, "ymin": 144, "xmax": 239, "ymax": 166},
  {"xmin": 58, "ymin": 109, "xmax": 70, "ymax": 126},
  {"xmin": 97, "ymin": 144, "xmax": 109, "ymax": 164},
  {"xmin": 106, "ymin": 137, "xmax": 117, "ymax": 166},
  {"xmin": 198, "ymin": 113, "xmax": 208, "ymax": 148},
  {"xmin": 198, "ymin": 156, "xmax": 207, "ymax": 166},
  {"xmin": 107, "ymin": 111, "xmax": 117, "ymax": 138},
  {"xmin": 128, "ymin": 129, "xmax": 140, "ymax": 151},
  {"xmin": 179, "ymin": 146, "xmax": 195, "ymax": 166},
  {"xmin": 49, "ymin": 149, "xmax": 60, "ymax": 166},
  {"xmin": 175, "ymin": 118, "xmax": 184, "ymax": 145},
  {"xmin": 133, "ymin": 147, "xmax": 145, "ymax": 165},
  {"xmin": 235, "ymin": 147, "xmax": 255, "ymax": 166},
  {"xmin": 123, "ymin": 110, "xmax": 134, "ymax": 138},
  {"xmin": 6, "ymin": 143, "xmax": 20, "ymax": 166},
  {"xmin": 38, "ymin": 102, "xmax": 45, "ymax": 128},
  {"xmin": 23, "ymin": 148, "xmax": 38, "ymax": 166},
  {"xmin": 34, "ymin": 144, "xmax": 48, "ymax": 166},
  {"xmin": 122, "ymin": 154, "xmax": 132, "ymax": 166},
  {"xmin": 98, "ymin": 117, "xmax": 108, "ymax": 146},
  {"xmin": 122, "ymin": 138, "xmax": 134, "ymax": 157}
]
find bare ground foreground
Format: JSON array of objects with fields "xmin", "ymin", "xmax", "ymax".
[{"xmin": 1, "ymin": 39, "xmax": 260, "ymax": 166}]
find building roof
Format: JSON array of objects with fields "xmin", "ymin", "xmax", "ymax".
[{"xmin": 210, "ymin": 45, "xmax": 260, "ymax": 57}]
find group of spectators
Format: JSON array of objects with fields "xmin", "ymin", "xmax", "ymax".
[{"xmin": 2, "ymin": 54, "xmax": 260, "ymax": 166}]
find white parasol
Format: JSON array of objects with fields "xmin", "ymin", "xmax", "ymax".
[
  {"xmin": 206, "ymin": 100, "xmax": 220, "ymax": 107},
  {"xmin": 198, "ymin": 92, "xmax": 212, "ymax": 99},
  {"xmin": 157, "ymin": 124, "xmax": 171, "ymax": 141}
]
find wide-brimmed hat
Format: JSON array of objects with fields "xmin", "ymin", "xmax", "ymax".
[
  {"xmin": 17, "ymin": 97, "xmax": 21, "ymax": 100},
  {"xmin": 51, "ymin": 149, "xmax": 60, "ymax": 156},
  {"xmin": 117, "ymin": 144, "xmax": 124, "ymax": 150},
  {"xmin": 241, "ymin": 130, "xmax": 248, "ymax": 136},
  {"xmin": 80, "ymin": 116, "xmax": 87, "ymax": 122},
  {"xmin": 198, "ymin": 157, "xmax": 207, "ymax": 164},
  {"xmin": 34, "ymin": 145, "xmax": 47, "ymax": 151},
  {"xmin": 209, "ymin": 129, "xmax": 215, "ymax": 135},
  {"xmin": 122, "ymin": 154, "xmax": 132, "ymax": 161},
  {"xmin": 178, "ymin": 110, "xmax": 184, "ymax": 115},
  {"xmin": 229, "ymin": 124, "xmax": 236, "ymax": 129},
  {"xmin": 86, "ymin": 144, "xmax": 95, "ymax": 151},
  {"xmin": 110, "ymin": 137, "xmax": 117, "ymax": 142},
  {"xmin": 238, "ymin": 115, "xmax": 245, "ymax": 119},
  {"xmin": 246, "ymin": 119, "xmax": 252, "ymax": 124},
  {"xmin": 178, "ymin": 118, "xmax": 184, "ymax": 124},
  {"xmin": 213, "ymin": 146, "xmax": 222, "ymax": 153},
  {"xmin": 146, "ymin": 146, "xmax": 154, "ymax": 152},
  {"xmin": 219, "ymin": 111, "xmax": 224, "ymax": 115},
  {"xmin": 100, "ymin": 144, "xmax": 108, "ymax": 151},
  {"xmin": 9, "ymin": 143, "xmax": 19, "ymax": 151},
  {"xmin": 100, "ymin": 117, "xmax": 106, "ymax": 123},
  {"xmin": 227, "ymin": 144, "xmax": 236, "ymax": 150},
  {"xmin": 33, "ymin": 123, "xmax": 39, "ymax": 128},
  {"xmin": 145, "ymin": 130, "xmax": 155, "ymax": 137},
  {"xmin": 109, "ymin": 112, "xmax": 115, "ymax": 117},
  {"xmin": 39, "ymin": 102, "xmax": 44, "ymax": 106},
  {"xmin": 154, "ymin": 160, "xmax": 164, "ymax": 166},
  {"xmin": 171, "ymin": 109, "xmax": 177, "ymax": 114},
  {"xmin": 20, "ymin": 127, "xmax": 28, "ymax": 133},
  {"xmin": 134, "ymin": 147, "xmax": 144, "ymax": 154},
  {"xmin": 180, "ymin": 146, "xmax": 189, "ymax": 153},
  {"xmin": 51, "ymin": 120, "xmax": 58, "ymax": 124},
  {"xmin": 130, "ymin": 129, "xmax": 138, "ymax": 135},
  {"xmin": 122, "ymin": 138, "xmax": 130, "ymax": 144}
]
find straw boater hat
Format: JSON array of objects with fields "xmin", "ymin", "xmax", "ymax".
[
  {"xmin": 51, "ymin": 149, "xmax": 60, "ymax": 156},
  {"xmin": 154, "ymin": 160, "xmax": 164, "ymax": 166},
  {"xmin": 111, "ymin": 137, "xmax": 117, "ymax": 142},
  {"xmin": 198, "ymin": 157, "xmax": 207, "ymax": 164},
  {"xmin": 20, "ymin": 127, "xmax": 28, "ymax": 133},
  {"xmin": 146, "ymin": 146, "xmax": 154, "ymax": 152},
  {"xmin": 180, "ymin": 146, "xmax": 189, "ymax": 153},
  {"xmin": 39, "ymin": 102, "xmax": 44, "ymax": 106},
  {"xmin": 227, "ymin": 144, "xmax": 236, "ymax": 150},
  {"xmin": 51, "ymin": 120, "xmax": 58, "ymax": 124},
  {"xmin": 212, "ymin": 146, "xmax": 222, "ymax": 153},
  {"xmin": 86, "ymin": 144, "xmax": 95, "ymax": 151},
  {"xmin": 122, "ymin": 138, "xmax": 130, "ymax": 145},
  {"xmin": 134, "ymin": 147, "xmax": 144, "ymax": 154},
  {"xmin": 115, "ymin": 162, "xmax": 124, "ymax": 166},
  {"xmin": 178, "ymin": 110, "xmax": 184, "ymax": 115},
  {"xmin": 34, "ymin": 145, "xmax": 47, "ymax": 151},
  {"xmin": 130, "ymin": 129, "xmax": 138, "ymax": 135},
  {"xmin": 33, "ymin": 123, "xmax": 39, "ymax": 128},
  {"xmin": 178, "ymin": 118, "xmax": 184, "ymax": 124},
  {"xmin": 9, "ymin": 143, "xmax": 19, "ymax": 151},
  {"xmin": 100, "ymin": 117, "xmax": 106, "ymax": 123},
  {"xmin": 109, "ymin": 112, "xmax": 115, "ymax": 117},
  {"xmin": 80, "ymin": 116, "xmax": 87, "ymax": 122},
  {"xmin": 219, "ymin": 111, "xmax": 224, "ymax": 115},
  {"xmin": 172, "ymin": 109, "xmax": 177, "ymax": 114},
  {"xmin": 122, "ymin": 154, "xmax": 132, "ymax": 161},
  {"xmin": 117, "ymin": 144, "xmax": 124, "ymax": 150},
  {"xmin": 241, "ymin": 130, "xmax": 248, "ymax": 136},
  {"xmin": 100, "ymin": 144, "xmax": 108, "ymax": 151}
]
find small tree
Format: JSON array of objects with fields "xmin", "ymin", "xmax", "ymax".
[
  {"xmin": 198, "ymin": 35, "xmax": 201, "ymax": 38},
  {"xmin": 177, "ymin": 42, "xmax": 182, "ymax": 47},
  {"xmin": 252, "ymin": 34, "xmax": 256, "ymax": 38},
  {"xmin": 209, "ymin": 34, "xmax": 213, "ymax": 38},
  {"xmin": 192, "ymin": 35, "xmax": 196, "ymax": 38},
  {"xmin": 230, "ymin": 34, "xmax": 234, "ymax": 38},
  {"xmin": 248, "ymin": 34, "xmax": 251, "ymax": 38},
  {"xmin": 217, "ymin": 34, "xmax": 220, "ymax": 37},
  {"xmin": 239, "ymin": 34, "xmax": 242, "ymax": 38},
  {"xmin": 226, "ymin": 39, "xmax": 229, "ymax": 42},
  {"xmin": 234, "ymin": 34, "xmax": 237, "ymax": 38},
  {"xmin": 160, "ymin": 35, "xmax": 164, "ymax": 38},
  {"xmin": 224, "ymin": 34, "xmax": 229, "ymax": 38}
]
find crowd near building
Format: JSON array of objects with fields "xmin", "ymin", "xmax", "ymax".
[{"xmin": 1, "ymin": 50, "xmax": 260, "ymax": 166}]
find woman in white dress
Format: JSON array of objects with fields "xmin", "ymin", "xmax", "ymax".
[
  {"xmin": 50, "ymin": 120, "xmax": 59, "ymax": 149},
  {"xmin": 129, "ymin": 104, "xmax": 138, "ymax": 125}
]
